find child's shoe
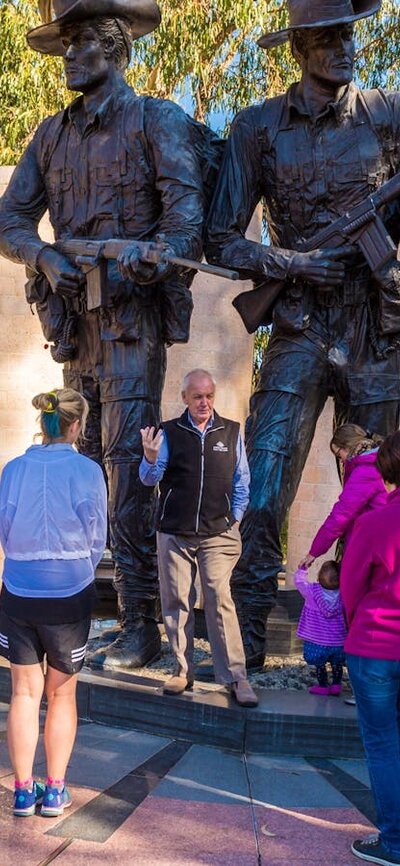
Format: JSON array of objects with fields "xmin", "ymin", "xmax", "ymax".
[
  {"xmin": 13, "ymin": 780, "xmax": 45, "ymax": 816},
  {"xmin": 309, "ymin": 685, "xmax": 330, "ymax": 695},
  {"xmin": 329, "ymin": 684, "xmax": 342, "ymax": 696},
  {"xmin": 41, "ymin": 785, "xmax": 72, "ymax": 817}
]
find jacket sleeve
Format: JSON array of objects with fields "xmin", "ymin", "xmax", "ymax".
[
  {"xmin": 294, "ymin": 567, "xmax": 313, "ymax": 600},
  {"xmin": 340, "ymin": 514, "xmax": 376, "ymax": 626},
  {"xmin": 309, "ymin": 465, "xmax": 376, "ymax": 558},
  {"xmin": 205, "ymin": 107, "xmax": 296, "ymax": 281},
  {"xmin": 75, "ymin": 467, "xmax": 108, "ymax": 571},
  {"xmin": 0, "ymin": 462, "xmax": 18, "ymax": 553}
]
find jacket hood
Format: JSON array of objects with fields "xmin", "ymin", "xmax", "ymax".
[
  {"xmin": 313, "ymin": 584, "xmax": 343, "ymax": 618},
  {"xmin": 343, "ymin": 448, "xmax": 379, "ymax": 481}
]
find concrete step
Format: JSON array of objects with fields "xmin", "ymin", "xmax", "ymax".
[{"xmin": 0, "ymin": 659, "xmax": 362, "ymax": 758}]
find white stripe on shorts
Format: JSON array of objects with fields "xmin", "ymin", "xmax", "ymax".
[
  {"xmin": 0, "ymin": 632, "xmax": 9, "ymax": 648},
  {"xmin": 71, "ymin": 644, "xmax": 87, "ymax": 660}
]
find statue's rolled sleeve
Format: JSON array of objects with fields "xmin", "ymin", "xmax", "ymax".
[
  {"xmin": 0, "ymin": 133, "xmax": 49, "ymax": 273},
  {"xmin": 205, "ymin": 110, "xmax": 295, "ymax": 281}
]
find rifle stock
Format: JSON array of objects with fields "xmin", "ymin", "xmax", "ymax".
[{"xmin": 232, "ymin": 279, "xmax": 284, "ymax": 334}]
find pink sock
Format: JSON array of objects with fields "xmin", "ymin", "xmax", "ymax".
[
  {"xmin": 47, "ymin": 777, "xmax": 64, "ymax": 789},
  {"xmin": 15, "ymin": 777, "xmax": 33, "ymax": 790}
]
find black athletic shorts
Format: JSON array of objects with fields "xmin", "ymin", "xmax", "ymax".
[{"xmin": 0, "ymin": 610, "xmax": 91, "ymax": 674}]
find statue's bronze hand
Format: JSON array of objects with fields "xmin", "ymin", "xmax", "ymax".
[
  {"xmin": 117, "ymin": 241, "xmax": 157, "ymax": 283},
  {"xmin": 289, "ymin": 246, "xmax": 353, "ymax": 288},
  {"xmin": 37, "ymin": 246, "xmax": 83, "ymax": 299}
]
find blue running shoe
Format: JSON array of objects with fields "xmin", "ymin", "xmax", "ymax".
[
  {"xmin": 41, "ymin": 785, "xmax": 72, "ymax": 817},
  {"xmin": 13, "ymin": 780, "xmax": 45, "ymax": 817}
]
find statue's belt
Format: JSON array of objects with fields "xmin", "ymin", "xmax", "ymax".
[{"xmin": 313, "ymin": 280, "xmax": 368, "ymax": 308}]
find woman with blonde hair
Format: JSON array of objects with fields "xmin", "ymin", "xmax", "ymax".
[
  {"xmin": 0, "ymin": 388, "xmax": 107, "ymax": 817},
  {"xmin": 299, "ymin": 423, "xmax": 387, "ymax": 570}
]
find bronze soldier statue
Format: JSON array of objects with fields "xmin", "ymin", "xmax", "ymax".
[
  {"xmin": 0, "ymin": 0, "xmax": 204, "ymax": 669},
  {"xmin": 206, "ymin": 0, "xmax": 400, "ymax": 669}
]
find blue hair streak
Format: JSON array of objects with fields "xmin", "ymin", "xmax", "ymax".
[{"xmin": 43, "ymin": 411, "xmax": 61, "ymax": 439}]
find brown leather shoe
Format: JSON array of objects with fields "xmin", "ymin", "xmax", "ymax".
[
  {"xmin": 231, "ymin": 680, "xmax": 258, "ymax": 707},
  {"xmin": 163, "ymin": 675, "xmax": 194, "ymax": 695}
]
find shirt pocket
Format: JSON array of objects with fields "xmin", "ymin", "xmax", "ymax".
[
  {"xmin": 46, "ymin": 168, "xmax": 75, "ymax": 227},
  {"xmin": 93, "ymin": 162, "xmax": 122, "ymax": 219}
]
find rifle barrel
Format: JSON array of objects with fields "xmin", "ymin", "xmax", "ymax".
[
  {"xmin": 57, "ymin": 240, "xmax": 239, "ymax": 282},
  {"xmin": 167, "ymin": 255, "xmax": 239, "ymax": 281}
]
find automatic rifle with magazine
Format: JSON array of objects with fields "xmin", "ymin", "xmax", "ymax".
[
  {"xmin": 27, "ymin": 238, "xmax": 239, "ymax": 363},
  {"xmin": 233, "ymin": 171, "xmax": 400, "ymax": 335}
]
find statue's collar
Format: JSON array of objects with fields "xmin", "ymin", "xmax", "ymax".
[
  {"xmin": 286, "ymin": 80, "xmax": 356, "ymax": 122},
  {"xmin": 65, "ymin": 79, "xmax": 134, "ymax": 130}
]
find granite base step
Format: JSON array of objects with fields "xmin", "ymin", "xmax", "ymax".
[{"xmin": 0, "ymin": 659, "xmax": 362, "ymax": 758}]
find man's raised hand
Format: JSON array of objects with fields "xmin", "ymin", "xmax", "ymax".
[{"xmin": 140, "ymin": 426, "xmax": 164, "ymax": 464}]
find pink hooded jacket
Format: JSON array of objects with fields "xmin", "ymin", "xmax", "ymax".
[
  {"xmin": 309, "ymin": 450, "xmax": 387, "ymax": 559},
  {"xmin": 341, "ymin": 486, "xmax": 400, "ymax": 660}
]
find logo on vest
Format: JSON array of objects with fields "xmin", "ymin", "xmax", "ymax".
[{"xmin": 213, "ymin": 441, "xmax": 228, "ymax": 452}]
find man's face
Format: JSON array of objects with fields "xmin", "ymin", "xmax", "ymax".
[
  {"xmin": 182, "ymin": 375, "xmax": 216, "ymax": 427},
  {"xmin": 302, "ymin": 24, "xmax": 355, "ymax": 86},
  {"xmin": 61, "ymin": 24, "xmax": 110, "ymax": 93}
]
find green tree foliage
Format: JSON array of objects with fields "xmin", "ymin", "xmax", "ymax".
[
  {"xmin": 0, "ymin": 1, "xmax": 67, "ymax": 162},
  {"xmin": 130, "ymin": 0, "xmax": 399, "ymax": 126},
  {"xmin": 0, "ymin": 0, "xmax": 398, "ymax": 161}
]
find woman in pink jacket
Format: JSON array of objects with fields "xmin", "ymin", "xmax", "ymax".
[
  {"xmin": 340, "ymin": 431, "xmax": 400, "ymax": 866},
  {"xmin": 300, "ymin": 424, "xmax": 387, "ymax": 570}
]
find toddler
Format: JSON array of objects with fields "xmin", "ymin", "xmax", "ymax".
[{"xmin": 294, "ymin": 560, "xmax": 347, "ymax": 695}]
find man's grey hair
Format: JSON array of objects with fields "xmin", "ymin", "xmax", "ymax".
[{"xmin": 182, "ymin": 369, "xmax": 217, "ymax": 392}]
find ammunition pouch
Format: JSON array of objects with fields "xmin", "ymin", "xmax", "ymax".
[
  {"xmin": 272, "ymin": 282, "xmax": 312, "ymax": 334},
  {"xmin": 373, "ymin": 260, "xmax": 400, "ymax": 335},
  {"xmin": 25, "ymin": 271, "xmax": 66, "ymax": 342},
  {"xmin": 160, "ymin": 275, "xmax": 194, "ymax": 345}
]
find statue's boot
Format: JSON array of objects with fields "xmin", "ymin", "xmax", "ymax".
[
  {"xmin": 235, "ymin": 603, "xmax": 273, "ymax": 671},
  {"xmin": 89, "ymin": 598, "xmax": 161, "ymax": 670},
  {"xmin": 86, "ymin": 623, "xmax": 121, "ymax": 656}
]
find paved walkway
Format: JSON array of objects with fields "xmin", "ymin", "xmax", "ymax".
[{"xmin": 0, "ymin": 701, "xmax": 374, "ymax": 866}]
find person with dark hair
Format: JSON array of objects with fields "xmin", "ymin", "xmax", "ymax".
[
  {"xmin": 294, "ymin": 560, "xmax": 347, "ymax": 696},
  {"xmin": 300, "ymin": 424, "xmax": 387, "ymax": 570},
  {"xmin": 205, "ymin": 0, "xmax": 400, "ymax": 672},
  {"xmin": 340, "ymin": 430, "xmax": 400, "ymax": 865},
  {"xmin": 0, "ymin": 388, "xmax": 107, "ymax": 817},
  {"xmin": 0, "ymin": 0, "xmax": 204, "ymax": 670}
]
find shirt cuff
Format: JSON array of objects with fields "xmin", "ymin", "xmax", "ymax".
[{"xmin": 232, "ymin": 509, "xmax": 243, "ymax": 522}]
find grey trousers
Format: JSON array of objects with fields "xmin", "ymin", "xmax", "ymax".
[{"xmin": 157, "ymin": 527, "xmax": 247, "ymax": 684}]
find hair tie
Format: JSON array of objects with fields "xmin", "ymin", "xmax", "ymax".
[{"xmin": 43, "ymin": 392, "xmax": 59, "ymax": 414}]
